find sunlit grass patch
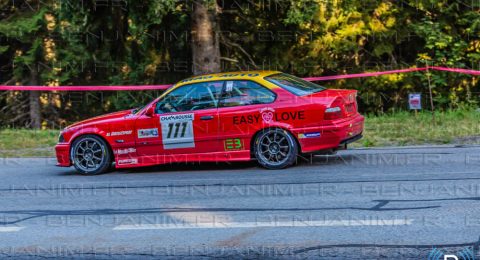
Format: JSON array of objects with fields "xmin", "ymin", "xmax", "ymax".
[
  {"xmin": 355, "ymin": 109, "xmax": 480, "ymax": 147},
  {"xmin": 0, "ymin": 129, "xmax": 59, "ymax": 157}
]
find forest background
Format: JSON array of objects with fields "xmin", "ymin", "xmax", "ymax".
[{"xmin": 0, "ymin": 0, "xmax": 479, "ymax": 130}]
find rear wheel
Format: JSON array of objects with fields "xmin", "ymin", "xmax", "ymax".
[
  {"xmin": 254, "ymin": 128, "xmax": 298, "ymax": 169},
  {"xmin": 71, "ymin": 135, "xmax": 111, "ymax": 175}
]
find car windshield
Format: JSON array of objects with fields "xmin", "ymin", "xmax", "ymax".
[{"xmin": 265, "ymin": 73, "xmax": 326, "ymax": 96}]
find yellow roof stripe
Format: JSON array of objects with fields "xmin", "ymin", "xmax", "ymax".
[{"xmin": 176, "ymin": 70, "xmax": 280, "ymax": 87}]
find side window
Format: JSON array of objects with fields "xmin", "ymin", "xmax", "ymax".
[
  {"xmin": 156, "ymin": 81, "xmax": 223, "ymax": 113},
  {"xmin": 219, "ymin": 80, "xmax": 276, "ymax": 107}
]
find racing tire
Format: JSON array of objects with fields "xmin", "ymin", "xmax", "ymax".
[
  {"xmin": 70, "ymin": 135, "xmax": 112, "ymax": 175},
  {"xmin": 254, "ymin": 128, "xmax": 298, "ymax": 169}
]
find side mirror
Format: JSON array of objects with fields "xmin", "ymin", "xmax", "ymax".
[{"xmin": 145, "ymin": 106, "xmax": 155, "ymax": 117}]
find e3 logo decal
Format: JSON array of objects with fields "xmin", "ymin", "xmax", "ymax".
[{"xmin": 224, "ymin": 138, "xmax": 243, "ymax": 151}]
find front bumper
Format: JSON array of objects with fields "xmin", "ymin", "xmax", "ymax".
[
  {"xmin": 55, "ymin": 143, "xmax": 71, "ymax": 167},
  {"xmin": 293, "ymin": 114, "xmax": 365, "ymax": 153}
]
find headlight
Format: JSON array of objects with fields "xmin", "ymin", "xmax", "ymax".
[{"xmin": 58, "ymin": 133, "xmax": 65, "ymax": 143}]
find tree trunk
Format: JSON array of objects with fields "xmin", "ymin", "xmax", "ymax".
[
  {"xmin": 191, "ymin": 0, "xmax": 221, "ymax": 75},
  {"xmin": 28, "ymin": 69, "xmax": 41, "ymax": 129}
]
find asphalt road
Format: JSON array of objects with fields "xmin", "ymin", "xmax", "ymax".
[{"xmin": 1, "ymin": 145, "xmax": 480, "ymax": 259}]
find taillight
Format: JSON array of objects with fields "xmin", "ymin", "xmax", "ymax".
[
  {"xmin": 324, "ymin": 98, "xmax": 344, "ymax": 120},
  {"xmin": 324, "ymin": 107, "xmax": 343, "ymax": 120}
]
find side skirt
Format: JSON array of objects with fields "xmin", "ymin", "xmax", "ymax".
[{"xmin": 115, "ymin": 150, "xmax": 252, "ymax": 169}]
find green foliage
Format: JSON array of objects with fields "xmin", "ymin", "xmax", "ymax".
[
  {"xmin": 0, "ymin": 6, "xmax": 48, "ymax": 83},
  {"xmin": 0, "ymin": 8, "xmax": 46, "ymax": 41},
  {"xmin": 283, "ymin": 0, "xmax": 319, "ymax": 25},
  {"xmin": 410, "ymin": 1, "xmax": 480, "ymax": 108}
]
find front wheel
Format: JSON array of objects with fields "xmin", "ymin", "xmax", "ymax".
[
  {"xmin": 254, "ymin": 128, "xmax": 298, "ymax": 169},
  {"xmin": 70, "ymin": 135, "xmax": 112, "ymax": 175}
]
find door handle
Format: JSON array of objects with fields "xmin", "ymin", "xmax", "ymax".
[{"xmin": 200, "ymin": 115, "xmax": 214, "ymax": 120}]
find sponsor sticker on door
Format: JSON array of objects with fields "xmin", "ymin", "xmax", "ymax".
[
  {"xmin": 115, "ymin": 148, "xmax": 136, "ymax": 155},
  {"xmin": 224, "ymin": 138, "xmax": 243, "ymax": 151},
  {"xmin": 160, "ymin": 113, "xmax": 195, "ymax": 149},
  {"xmin": 118, "ymin": 158, "xmax": 138, "ymax": 165},
  {"xmin": 107, "ymin": 130, "xmax": 132, "ymax": 137},
  {"xmin": 298, "ymin": 132, "xmax": 321, "ymax": 139},
  {"xmin": 138, "ymin": 128, "xmax": 159, "ymax": 138}
]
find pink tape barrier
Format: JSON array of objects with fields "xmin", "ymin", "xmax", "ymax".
[
  {"xmin": 429, "ymin": 66, "xmax": 480, "ymax": 76},
  {"xmin": 0, "ymin": 84, "xmax": 173, "ymax": 91},
  {"xmin": 0, "ymin": 66, "xmax": 478, "ymax": 91},
  {"xmin": 302, "ymin": 67, "xmax": 428, "ymax": 81}
]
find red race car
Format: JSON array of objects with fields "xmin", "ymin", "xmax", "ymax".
[{"xmin": 55, "ymin": 71, "xmax": 364, "ymax": 175}]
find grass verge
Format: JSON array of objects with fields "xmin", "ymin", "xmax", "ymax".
[
  {"xmin": 353, "ymin": 109, "xmax": 480, "ymax": 147},
  {"xmin": 1, "ymin": 109, "xmax": 479, "ymax": 157},
  {"xmin": 0, "ymin": 129, "xmax": 59, "ymax": 157}
]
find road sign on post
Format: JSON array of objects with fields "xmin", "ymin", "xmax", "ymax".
[{"xmin": 408, "ymin": 93, "xmax": 422, "ymax": 110}]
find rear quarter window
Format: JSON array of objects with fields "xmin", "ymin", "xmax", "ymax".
[
  {"xmin": 220, "ymin": 80, "xmax": 276, "ymax": 107},
  {"xmin": 265, "ymin": 73, "xmax": 326, "ymax": 96}
]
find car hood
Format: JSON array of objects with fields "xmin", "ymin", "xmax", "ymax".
[{"xmin": 65, "ymin": 109, "xmax": 133, "ymax": 130}]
